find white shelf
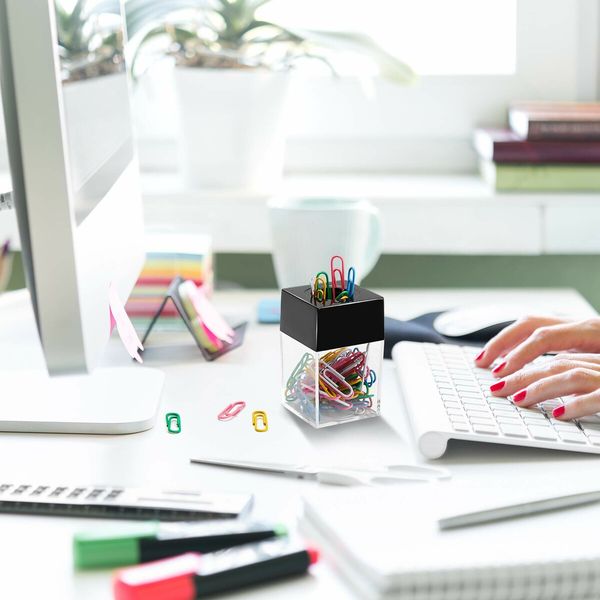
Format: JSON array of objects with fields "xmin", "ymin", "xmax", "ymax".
[
  {"xmin": 2, "ymin": 172, "xmax": 600, "ymax": 254},
  {"xmin": 141, "ymin": 173, "xmax": 600, "ymax": 254}
]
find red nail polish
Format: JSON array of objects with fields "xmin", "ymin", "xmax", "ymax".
[
  {"xmin": 513, "ymin": 389, "xmax": 527, "ymax": 403},
  {"xmin": 475, "ymin": 350, "xmax": 485, "ymax": 361},
  {"xmin": 553, "ymin": 405, "xmax": 566, "ymax": 418},
  {"xmin": 490, "ymin": 381, "xmax": 505, "ymax": 392},
  {"xmin": 492, "ymin": 361, "xmax": 507, "ymax": 374}
]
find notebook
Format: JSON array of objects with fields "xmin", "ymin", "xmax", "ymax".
[{"xmin": 302, "ymin": 483, "xmax": 600, "ymax": 599}]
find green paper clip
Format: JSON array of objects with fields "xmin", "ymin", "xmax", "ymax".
[{"xmin": 165, "ymin": 412, "xmax": 181, "ymax": 434}]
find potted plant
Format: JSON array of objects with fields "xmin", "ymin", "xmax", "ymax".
[{"xmin": 126, "ymin": 0, "xmax": 415, "ymax": 192}]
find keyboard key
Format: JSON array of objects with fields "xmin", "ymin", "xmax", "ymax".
[
  {"xmin": 528, "ymin": 426, "xmax": 558, "ymax": 441},
  {"xmin": 522, "ymin": 416, "xmax": 548, "ymax": 425},
  {"xmin": 496, "ymin": 415, "xmax": 522, "ymax": 424},
  {"xmin": 446, "ymin": 408, "xmax": 464, "ymax": 417},
  {"xmin": 500, "ymin": 424, "xmax": 529, "ymax": 438},
  {"xmin": 558, "ymin": 431, "xmax": 587, "ymax": 444},
  {"xmin": 472, "ymin": 424, "xmax": 499, "ymax": 435},
  {"xmin": 463, "ymin": 403, "xmax": 488, "ymax": 412},
  {"xmin": 463, "ymin": 397, "xmax": 487, "ymax": 406},
  {"xmin": 455, "ymin": 385, "xmax": 480, "ymax": 393},
  {"xmin": 441, "ymin": 394, "xmax": 460, "ymax": 402},
  {"xmin": 517, "ymin": 410, "xmax": 546, "ymax": 421},
  {"xmin": 552, "ymin": 422, "xmax": 580, "ymax": 432},
  {"xmin": 586, "ymin": 435, "xmax": 600, "ymax": 446},
  {"xmin": 450, "ymin": 420, "xmax": 470, "ymax": 432},
  {"xmin": 491, "ymin": 406, "xmax": 517, "ymax": 415},
  {"xmin": 466, "ymin": 409, "xmax": 491, "ymax": 418},
  {"xmin": 460, "ymin": 391, "xmax": 485, "ymax": 400},
  {"xmin": 443, "ymin": 401, "xmax": 461, "ymax": 410},
  {"xmin": 470, "ymin": 417, "xmax": 495, "ymax": 426},
  {"xmin": 438, "ymin": 387, "xmax": 455, "ymax": 394}
]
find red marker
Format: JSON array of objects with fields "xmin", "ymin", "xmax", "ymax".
[{"xmin": 113, "ymin": 538, "xmax": 319, "ymax": 600}]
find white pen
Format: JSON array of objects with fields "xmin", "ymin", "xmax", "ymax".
[{"xmin": 438, "ymin": 490, "xmax": 600, "ymax": 530}]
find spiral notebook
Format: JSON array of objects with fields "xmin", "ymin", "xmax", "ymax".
[{"xmin": 302, "ymin": 483, "xmax": 600, "ymax": 599}]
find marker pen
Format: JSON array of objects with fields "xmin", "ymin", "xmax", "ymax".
[
  {"xmin": 113, "ymin": 538, "xmax": 319, "ymax": 600},
  {"xmin": 74, "ymin": 520, "xmax": 286, "ymax": 569}
]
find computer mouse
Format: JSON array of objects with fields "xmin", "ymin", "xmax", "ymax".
[{"xmin": 433, "ymin": 304, "xmax": 539, "ymax": 339}]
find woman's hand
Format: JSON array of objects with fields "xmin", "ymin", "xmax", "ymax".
[{"xmin": 474, "ymin": 315, "xmax": 600, "ymax": 420}]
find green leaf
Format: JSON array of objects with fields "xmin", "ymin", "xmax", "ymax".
[{"xmin": 288, "ymin": 29, "xmax": 416, "ymax": 85}]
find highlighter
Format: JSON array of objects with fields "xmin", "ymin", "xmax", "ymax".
[
  {"xmin": 74, "ymin": 520, "xmax": 286, "ymax": 570},
  {"xmin": 113, "ymin": 538, "xmax": 319, "ymax": 600}
]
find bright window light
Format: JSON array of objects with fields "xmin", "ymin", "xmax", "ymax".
[{"xmin": 261, "ymin": 0, "xmax": 517, "ymax": 75}]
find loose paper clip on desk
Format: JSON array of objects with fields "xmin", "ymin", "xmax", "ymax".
[{"xmin": 140, "ymin": 276, "xmax": 247, "ymax": 361}]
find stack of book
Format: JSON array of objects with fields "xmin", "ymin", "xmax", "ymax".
[
  {"xmin": 474, "ymin": 102, "xmax": 600, "ymax": 191},
  {"xmin": 126, "ymin": 233, "xmax": 213, "ymax": 333}
]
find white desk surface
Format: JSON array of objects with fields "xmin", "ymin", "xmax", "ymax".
[{"xmin": 0, "ymin": 287, "xmax": 597, "ymax": 599}]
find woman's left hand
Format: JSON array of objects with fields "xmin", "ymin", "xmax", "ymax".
[{"xmin": 490, "ymin": 353, "xmax": 600, "ymax": 420}]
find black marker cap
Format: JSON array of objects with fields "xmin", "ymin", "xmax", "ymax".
[{"xmin": 280, "ymin": 285, "xmax": 384, "ymax": 351}]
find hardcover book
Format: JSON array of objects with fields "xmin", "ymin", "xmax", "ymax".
[
  {"xmin": 509, "ymin": 102, "xmax": 600, "ymax": 141},
  {"xmin": 479, "ymin": 159, "xmax": 600, "ymax": 191},
  {"xmin": 474, "ymin": 127, "xmax": 600, "ymax": 163}
]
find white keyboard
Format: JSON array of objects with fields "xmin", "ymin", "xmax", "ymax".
[{"xmin": 392, "ymin": 341, "xmax": 600, "ymax": 459}]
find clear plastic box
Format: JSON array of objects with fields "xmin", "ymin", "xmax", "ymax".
[
  {"xmin": 279, "ymin": 285, "xmax": 384, "ymax": 428},
  {"xmin": 282, "ymin": 334, "xmax": 383, "ymax": 427}
]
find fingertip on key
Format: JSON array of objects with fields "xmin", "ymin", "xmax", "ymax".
[
  {"xmin": 490, "ymin": 381, "xmax": 505, "ymax": 393},
  {"xmin": 492, "ymin": 361, "xmax": 507, "ymax": 375}
]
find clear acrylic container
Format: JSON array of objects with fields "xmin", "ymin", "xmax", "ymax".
[
  {"xmin": 281, "ymin": 334, "xmax": 383, "ymax": 427},
  {"xmin": 279, "ymin": 285, "xmax": 384, "ymax": 428}
]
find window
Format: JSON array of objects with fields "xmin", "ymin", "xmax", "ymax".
[
  {"xmin": 118, "ymin": 1, "xmax": 600, "ymax": 174},
  {"xmin": 260, "ymin": 0, "xmax": 517, "ymax": 76}
]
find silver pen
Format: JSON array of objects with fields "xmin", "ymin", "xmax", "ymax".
[{"xmin": 438, "ymin": 490, "xmax": 600, "ymax": 530}]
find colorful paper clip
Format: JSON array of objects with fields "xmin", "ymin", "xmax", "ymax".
[
  {"xmin": 310, "ymin": 256, "xmax": 356, "ymax": 305},
  {"xmin": 165, "ymin": 412, "xmax": 181, "ymax": 434},
  {"xmin": 252, "ymin": 410, "xmax": 269, "ymax": 433},
  {"xmin": 218, "ymin": 401, "xmax": 246, "ymax": 421}
]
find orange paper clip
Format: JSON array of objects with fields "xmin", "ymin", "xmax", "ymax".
[{"xmin": 218, "ymin": 401, "xmax": 246, "ymax": 421}]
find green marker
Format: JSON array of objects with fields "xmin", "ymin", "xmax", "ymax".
[{"xmin": 74, "ymin": 520, "xmax": 287, "ymax": 570}]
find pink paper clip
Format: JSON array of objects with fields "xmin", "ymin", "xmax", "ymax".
[
  {"xmin": 218, "ymin": 401, "xmax": 246, "ymax": 421},
  {"xmin": 330, "ymin": 255, "xmax": 345, "ymax": 302}
]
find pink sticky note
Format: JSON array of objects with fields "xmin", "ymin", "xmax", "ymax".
[
  {"xmin": 189, "ymin": 284, "xmax": 235, "ymax": 343},
  {"xmin": 109, "ymin": 282, "xmax": 144, "ymax": 363}
]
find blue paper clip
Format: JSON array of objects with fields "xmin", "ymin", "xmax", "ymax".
[{"xmin": 347, "ymin": 267, "xmax": 356, "ymax": 298}]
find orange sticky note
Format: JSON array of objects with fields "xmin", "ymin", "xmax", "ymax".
[{"xmin": 109, "ymin": 282, "xmax": 144, "ymax": 363}]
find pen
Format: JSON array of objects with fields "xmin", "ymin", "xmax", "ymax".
[
  {"xmin": 438, "ymin": 490, "xmax": 600, "ymax": 530},
  {"xmin": 113, "ymin": 538, "xmax": 319, "ymax": 600},
  {"xmin": 74, "ymin": 520, "xmax": 286, "ymax": 569}
]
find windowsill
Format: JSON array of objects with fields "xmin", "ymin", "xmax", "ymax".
[
  {"xmin": 1, "ymin": 171, "xmax": 599, "ymax": 254},
  {"xmin": 141, "ymin": 172, "xmax": 600, "ymax": 255}
]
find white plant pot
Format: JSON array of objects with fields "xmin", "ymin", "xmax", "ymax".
[{"xmin": 174, "ymin": 68, "xmax": 290, "ymax": 193}]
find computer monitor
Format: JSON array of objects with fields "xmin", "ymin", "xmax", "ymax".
[{"xmin": 0, "ymin": 0, "xmax": 163, "ymax": 433}]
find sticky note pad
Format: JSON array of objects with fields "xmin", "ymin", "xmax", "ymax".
[{"xmin": 258, "ymin": 298, "xmax": 280, "ymax": 324}]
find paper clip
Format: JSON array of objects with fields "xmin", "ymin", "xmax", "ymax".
[
  {"xmin": 330, "ymin": 256, "xmax": 345, "ymax": 302},
  {"xmin": 347, "ymin": 267, "xmax": 356, "ymax": 298},
  {"xmin": 365, "ymin": 369, "xmax": 377, "ymax": 388},
  {"xmin": 165, "ymin": 412, "xmax": 181, "ymax": 434},
  {"xmin": 252, "ymin": 410, "xmax": 268, "ymax": 432},
  {"xmin": 218, "ymin": 401, "xmax": 246, "ymax": 421}
]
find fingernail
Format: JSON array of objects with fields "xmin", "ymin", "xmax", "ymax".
[
  {"xmin": 490, "ymin": 381, "xmax": 505, "ymax": 392},
  {"xmin": 492, "ymin": 361, "xmax": 507, "ymax": 374},
  {"xmin": 475, "ymin": 350, "xmax": 485, "ymax": 362},
  {"xmin": 553, "ymin": 405, "xmax": 566, "ymax": 418},
  {"xmin": 513, "ymin": 389, "xmax": 527, "ymax": 403}
]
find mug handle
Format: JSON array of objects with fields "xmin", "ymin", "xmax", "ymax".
[{"xmin": 362, "ymin": 204, "xmax": 382, "ymax": 278}]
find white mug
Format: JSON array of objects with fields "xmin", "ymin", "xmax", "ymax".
[{"xmin": 268, "ymin": 197, "xmax": 382, "ymax": 289}]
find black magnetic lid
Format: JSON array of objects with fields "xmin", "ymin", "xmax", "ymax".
[{"xmin": 280, "ymin": 285, "xmax": 384, "ymax": 351}]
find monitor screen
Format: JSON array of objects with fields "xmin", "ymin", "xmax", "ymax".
[{"xmin": 54, "ymin": 0, "xmax": 133, "ymax": 224}]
